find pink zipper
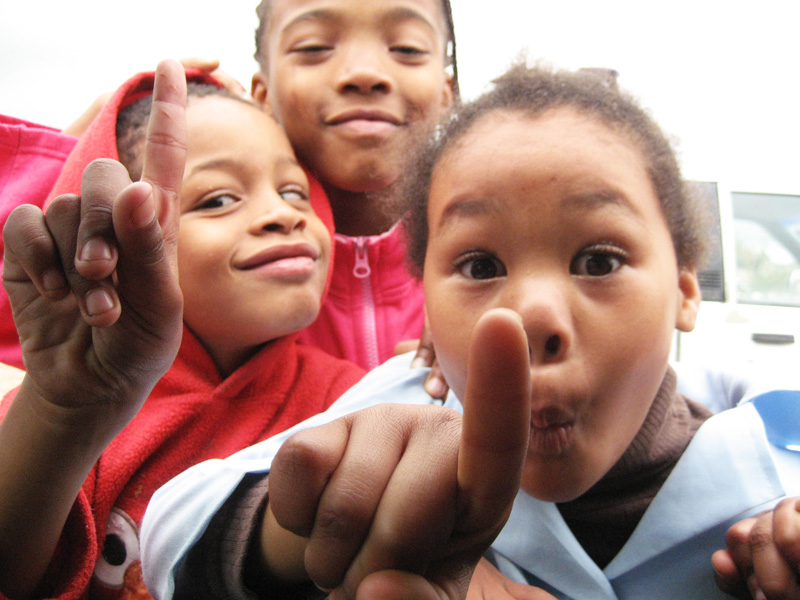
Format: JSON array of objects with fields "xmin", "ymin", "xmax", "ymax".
[{"xmin": 353, "ymin": 238, "xmax": 380, "ymax": 368}]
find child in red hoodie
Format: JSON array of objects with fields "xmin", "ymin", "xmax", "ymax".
[{"xmin": 0, "ymin": 60, "xmax": 364, "ymax": 600}]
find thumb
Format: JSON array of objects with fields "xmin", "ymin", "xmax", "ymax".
[{"xmin": 110, "ymin": 181, "xmax": 182, "ymax": 315}]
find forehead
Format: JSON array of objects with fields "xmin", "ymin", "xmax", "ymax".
[
  {"xmin": 185, "ymin": 96, "xmax": 292, "ymax": 154},
  {"xmin": 267, "ymin": 0, "xmax": 446, "ymax": 37},
  {"xmin": 429, "ymin": 108, "xmax": 658, "ymax": 227}
]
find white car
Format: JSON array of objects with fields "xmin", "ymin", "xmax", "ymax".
[{"xmin": 675, "ymin": 182, "xmax": 800, "ymax": 384}]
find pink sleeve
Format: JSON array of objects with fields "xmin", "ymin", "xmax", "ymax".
[{"xmin": 0, "ymin": 115, "xmax": 77, "ymax": 368}]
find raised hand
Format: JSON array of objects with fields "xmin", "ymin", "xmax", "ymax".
[
  {"xmin": 266, "ymin": 308, "xmax": 532, "ymax": 600},
  {"xmin": 0, "ymin": 59, "xmax": 186, "ymax": 598},
  {"xmin": 3, "ymin": 59, "xmax": 186, "ymax": 423}
]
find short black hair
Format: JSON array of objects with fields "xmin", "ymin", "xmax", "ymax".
[
  {"xmin": 115, "ymin": 83, "xmax": 252, "ymax": 181},
  {"xmin": 404, "ymin": 63, "xmax": 707, "ymax": 276}
]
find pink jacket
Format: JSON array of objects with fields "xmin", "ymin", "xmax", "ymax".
[
  {"xmin": 0, "ymin": 114, "xmax": 425, "ymax": 373},
  {"xmin": 298, "ymin": 222, "xmax": 426, "ymax": 370},
  {"xmin": 0, "ymin": 115, "xmax": 78, "ymax": 367}
]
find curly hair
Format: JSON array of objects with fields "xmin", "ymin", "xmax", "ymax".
[{"xmin": 403, "ymin": 63, "xmax": 707, "ymax": 277}]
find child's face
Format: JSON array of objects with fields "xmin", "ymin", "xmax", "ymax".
[
  {"xmin": 423, "ymin": 108, "xmax": 701, "ymax": 503},
  {"xmin": 177, "ymin": 97, "xmax": 331, "ymax": 373},
  {"xmin": 253, "ymin": 0, "xmax": 454, "ymax": 193}
]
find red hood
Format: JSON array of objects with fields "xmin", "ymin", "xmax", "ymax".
[{"xmin": 46, "ymin": 68, "xmax": 336, "ymax": 300}]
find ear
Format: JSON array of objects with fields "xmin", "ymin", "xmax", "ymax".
[
  {"xmin": 441, "ymin": 71, "xmax": 455, "ymax": 110},
  {"xmin": 675, "ymin": 267, "xmax": 701, "ymax": 332},
  {"xmin": 251, "ymin": 72, "xmax": 272, "ymax": 115}
]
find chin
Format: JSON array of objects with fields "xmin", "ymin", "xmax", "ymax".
[
  {"xmin": 521, "ymin": 466, "xmax": 597, "ymax": 503},
  {"xmin": 331, "ymin": 164, "xmax": 401, "ymax": 193}
]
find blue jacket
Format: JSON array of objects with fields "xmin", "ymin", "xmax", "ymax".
[{"xmin": 141, "ymin": 354, "xmax": 800, "ymax": 599}]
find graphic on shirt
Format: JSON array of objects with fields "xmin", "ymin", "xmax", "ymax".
[{"xmin": 93, "ymin": 508, "xmax": 144, "ymax": 596}]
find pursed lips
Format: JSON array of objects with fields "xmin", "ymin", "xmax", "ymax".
[{"xmin": 530, "ymin": 403, "xmax": 574, "ymax": 428}]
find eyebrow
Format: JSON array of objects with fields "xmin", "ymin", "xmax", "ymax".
[
  {"xmin": 282, "ymin": 8, "xmax": 339, "ymax": 31},
  {"xmin": 282, "ymin": 5, "xmax": 439, "ymax": 36},
  {"xmin": 186, "ymin": 155, "xmax": 301, "ymax": 179},
  {"xmin": 435, "ymin": 190, "xmax": 644, "ymax": 232},
  {"xmin": 380, "ymin": 6, "xmax": 439, "ymax": 35},
  {"xmin": 560, "ymin": 190, "xmax": 644, "ymax": 220},
  {"xmin": 436, "ymin": 197, "xmax": 501, "ymax": 233}
]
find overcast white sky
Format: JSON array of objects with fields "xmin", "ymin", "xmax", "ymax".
[{"xmin": 2, "ymin": 0, "xmax": 798, "ymax": 194}]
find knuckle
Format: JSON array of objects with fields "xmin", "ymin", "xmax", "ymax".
[
  {"xmin": 748, "ymin": 521, "xmax": 774, "ymax": 551},
  {"xmin": 83, "ymin": 159, "xmax": 129, "ymax": 191},
  {"xmin": 276, "ymin": 430, "xmax": 331, "ymax": 473},
  {"xmin": 81, "ymin": 201, "xmax": 114, "ymax": 224},
  {"xmin": 146, "ymin": 129, "xmax": 187, "ymax": 155},
  {"xmin": 130, "ymin": 236, "xmax": 167, "ymax": 270},
  {"xmin": 85, "ymin": 157, "xmax": 122, "ymax": 173},
  {"xmin": 314, "ymin": 482, "xmax": 375, "ymax": 543}
]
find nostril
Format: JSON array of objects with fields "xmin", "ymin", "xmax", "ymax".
[{"xmin": 544, "ymin": 335, "xmax": 560, "ymax": 356}]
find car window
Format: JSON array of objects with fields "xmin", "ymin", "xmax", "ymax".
[{"xmin": 732, "ymin": 192, "xmax": 800, "ymax": 307}]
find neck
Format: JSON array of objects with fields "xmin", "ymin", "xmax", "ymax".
[
  {"xmin": 556, "ymin": 368, "xmax": 713, "ymax": 568},
  {"xmin": 323, "ymin": 183, "xmax": 405, "ymax": 237}
]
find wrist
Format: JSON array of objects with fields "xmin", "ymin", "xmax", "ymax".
[{"xmin": 2, "ymin": 375, "xmax": 124, "ymax": 464}]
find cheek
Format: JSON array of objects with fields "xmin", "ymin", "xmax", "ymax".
[
  {"xmin": 403, "ymin": 73, "xmax": 450, "ymax": 120},
  {"xmin": 177, "ymin": 230, "xmax": 223, "ymax": 290},
  {"xmin": 425, "ymin": 297, "xmax": 471, "ymax": 400}
]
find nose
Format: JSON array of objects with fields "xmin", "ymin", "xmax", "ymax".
[
  {"xmin": 335, "ymin": 43, "xmax": 392, "ymax": 94},
  {"xmin": 248, "ymin": 192, "xmax": 307, "ymax": 236},
  {"xmin": 505, "ymin": 276, "xmax": 573, "ymax": 365}
]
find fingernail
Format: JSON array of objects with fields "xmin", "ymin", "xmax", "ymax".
[
  {"xmin": 425, "ymin": 378, "xmax": 448, "ymax": 399},
  {"xmin": 85, "ymin": 288, "xmax": 114, "ymax": 316},
  {"xmin": 129, "ymin": 183, "xmax": 155, "ymax": 228},
  {"xmin": 411, "ymin": 357, "xmax": 427, "ymax": 369},
  {"xmin": 79, "ymin": 238, "xmax": 112, "ymax": 262}
]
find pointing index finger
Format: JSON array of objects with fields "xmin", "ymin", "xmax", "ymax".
[
  {"xmin": 140, "ymin": 59, "xmax": 188, "ymax": 238},
  {"xmin": 457, "ymin": 308, "xmax": 531, "ymax": 531}
]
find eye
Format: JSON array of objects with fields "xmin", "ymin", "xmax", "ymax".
[
  {"xmin": 391, "ymin": 45, "xmax": 426, "ymax": 56},
  {"xmin": 194, "ymin": 193, "xmax": 238, "ymax": 212},
  {"xmin": 279, "ymin": 187, "xmax": 310, "ymax": 204},
  {"xmin": 293, "ymin": 44, "xmax": 332, "ymax": 53},
  {"xmin": 456, "ymin": 252, "xmax": 506, "ymax": 280},
  {"xmin": 390, "ymin": 45, "xmax": 429, "ymax": 64},
  {"xmin": 571, "ymin": 245, "xmax": 626, "ymax": 277}
]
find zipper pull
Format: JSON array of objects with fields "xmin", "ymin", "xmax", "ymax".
[{"xmin": 353, "ymin": 238, "xmax": 371, "ymax": 279}]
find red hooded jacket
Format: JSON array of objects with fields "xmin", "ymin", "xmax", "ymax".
[{"xmin": 0, "ymin": 70, "xmax": 364, "ymax": 600}]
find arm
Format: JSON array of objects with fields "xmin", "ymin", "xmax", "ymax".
[
  {"xmin": 0, "ymin": 59, "xmax": 186, "ymax": 598},
  {"xmin": 260, "ymin": 308, "xmax": 532, "ymax": 600},
  {"xmin": 141, "ymin": 353, "xmax": 446, "ymax": 599},
  {"xmin": 179, "ymin": 58, "xmax": 248, "ymax": 98},
  {"xmin": 712, "ymin": 497, "xmax": 800, "ymax": 600},
  {"xmin": 60, "ymin": 58, "xmax": 246, "ymax": 138},
  {"xmin": 61, "ymin": 91, "xmax": 113, "ymax": 137}
]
